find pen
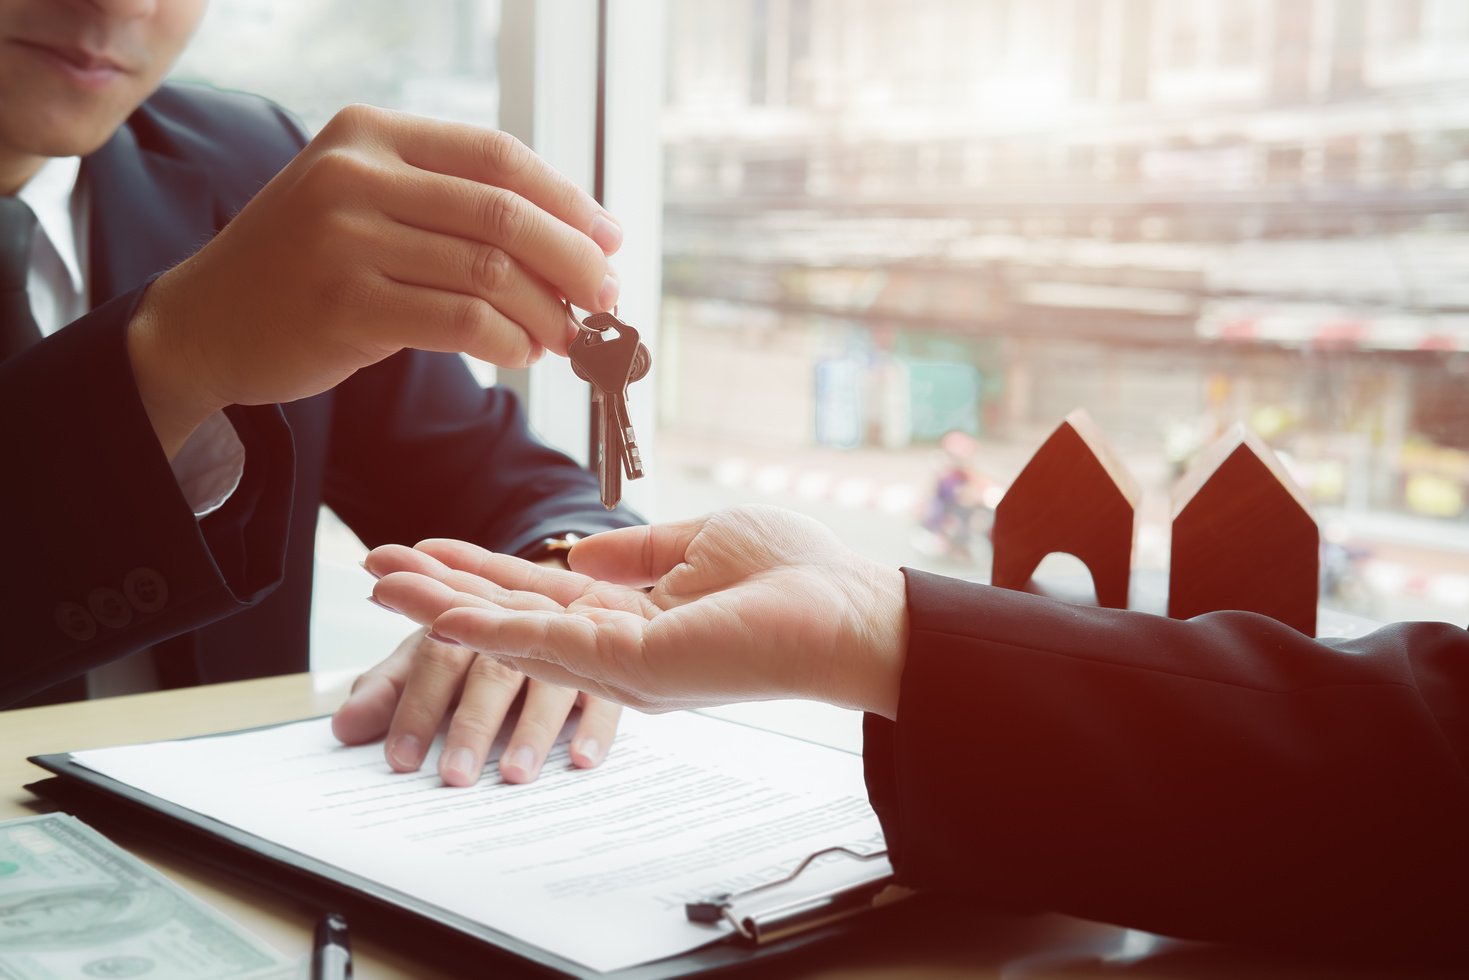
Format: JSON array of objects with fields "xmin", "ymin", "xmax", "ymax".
[{"xmin": 312, "ymin": 911, "xmax": 353, "ymax": 980}]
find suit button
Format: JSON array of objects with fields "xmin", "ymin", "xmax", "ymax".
[
  {"xmin": 123, "ymin": 568, "xmax": 168, "ymax": 613},
  {"xmin": 89, "ymin": 588, "xmax": 133, "ymax": 629},
  {"xmin": 54, "ymin": 603, "xmax": 97, "ymax": 641}
]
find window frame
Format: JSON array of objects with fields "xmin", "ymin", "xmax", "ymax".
[{"xmin": 498, "ymin": 0, "xmax": 667, "ymax": 518}]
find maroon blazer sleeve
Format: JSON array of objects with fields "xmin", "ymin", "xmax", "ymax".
[{"xmin": 863, "ymin": 568, "xmax": 1469, "ymax": 961}]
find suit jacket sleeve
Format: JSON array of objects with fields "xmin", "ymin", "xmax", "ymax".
[
  {"xmin": 0, "ymin": 86, "xmax": 313, "ymax": 706},
  {"xmin": 863, "ymin": 569, "xmax": 1469, "ymax": 960},
  {"xmin": 1, "ymin": 284, "xmax": 295, "ymax": 704}
]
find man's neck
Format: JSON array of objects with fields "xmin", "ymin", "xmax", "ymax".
[{"xmin": 0, "ymin": 154, "xmax": 48, "ymax": 197}]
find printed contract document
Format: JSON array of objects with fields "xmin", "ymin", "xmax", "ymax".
[{"xmin": 70, "ymin": 710, "xmax": 890, "ymax": 973}]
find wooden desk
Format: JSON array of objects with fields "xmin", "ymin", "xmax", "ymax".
[{"xmin": 1, "ymin": 675, "xmax": 1455, "ymax": 979}]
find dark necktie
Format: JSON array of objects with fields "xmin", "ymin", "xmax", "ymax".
[{"xmin": 0, "ymin": 195, "xmax": 42, "ymax": 364}]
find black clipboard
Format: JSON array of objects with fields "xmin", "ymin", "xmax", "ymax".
[{"xmin": 25, "ymin": 719, "xmax": 925, "ymax": 979}]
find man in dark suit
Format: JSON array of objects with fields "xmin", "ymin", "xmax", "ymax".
[
  {"xmin": 1, "ymin": 0, "xmax": 631, "ymax": 786},
  {"xmin": 361, "ymin": 506, "xmax": 1469, "ymax": 961}
]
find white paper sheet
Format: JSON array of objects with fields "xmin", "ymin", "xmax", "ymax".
[{"xmin": 72, "ymin": 710, "xmax": 888, "ymax": 973}]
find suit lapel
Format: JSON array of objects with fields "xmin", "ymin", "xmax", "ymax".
[{"xmin": 81, "ymin": 118, "xmax": 214, "ymax": 306}]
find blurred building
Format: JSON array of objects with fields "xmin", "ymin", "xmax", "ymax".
[{"xmin": 659, "ymin": 0, "xmax": 1469, "ymax": 522}]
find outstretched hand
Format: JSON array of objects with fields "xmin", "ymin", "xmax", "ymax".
[{"xmin": 363, "ymin": 506, "xmax": 908, "ymax": 718}]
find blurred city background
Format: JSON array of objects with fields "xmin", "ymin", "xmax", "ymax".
[{"xmin": 174, "ymin": 0, "xmax": 1468, "ymax": 667}]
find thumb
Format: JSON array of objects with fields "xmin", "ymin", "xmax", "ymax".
[
  {"xmin": 330, "ymin": 626, "xmax": 423, "ymax": 744},
  {"xmin": 568, "ymin": 517, "xmax": 707, "ymax": 587}
]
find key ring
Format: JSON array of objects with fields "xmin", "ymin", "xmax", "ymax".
[{"xmin": 566, "ymin": 299, "xmax": 618, "ymax": 333}]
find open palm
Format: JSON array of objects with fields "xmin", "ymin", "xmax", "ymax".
[{"xmin": 367, "ymin": 506, "xmax": 906, "ymax": 714}]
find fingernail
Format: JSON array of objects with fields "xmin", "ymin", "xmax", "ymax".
[
  {"xmin": 388, "ymin": 733, "xmax": 423, "ymax": 771},
  {"xmin": 573, "ymin": 737, "xmax": 601, "ymax": 767},
  {"xmin": 442, "ymin": 747, "xmax": 478, "ymax": 783},
  {"xmin": 590, "ymin": 214, "xmax": 622, "ymax": 254},
  {"xmin": 503, "ymin": 745, "xmax": 538, "ymax": 781},
  {"xmin": 524, "ymin": 342, "xmax": 544, "ymax": 366},
  {"xmin": 358, "ymin": 560, "xmax": 381, "ymax": 580},
  {"xmin": 597, "ymin": 273, "xmax": 619, "ymax": 312},
  {"xmin": 426, "ymin": 630, "xmax": 461, "ymax": 647},
  {"xmin": 367, "ymin": 595, "xmax": 396, "ymax": 612}
]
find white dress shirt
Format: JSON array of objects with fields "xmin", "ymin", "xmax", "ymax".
[{"xmin": 17, "ymin": 157, "xmax": 246, "ymax": 696}]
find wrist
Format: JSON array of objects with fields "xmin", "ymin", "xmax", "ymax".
[
  {"xmin": 839, "ymin": 562, "xmax": 909, "ymax": 720},
  {"xmin": 126, "ymin": 276, "xmax": 226, "ymax": 460}
]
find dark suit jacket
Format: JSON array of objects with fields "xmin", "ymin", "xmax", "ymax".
[
  {"xmin": 1, "ymin": 83, "xmax": 636, "ymax": 707},
  {"xmin": 865, "ymin": 570, "xmax": 1468, "ymax": 960}
]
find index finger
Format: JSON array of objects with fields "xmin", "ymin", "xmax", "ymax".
[
  {"xmin": 389, "ymin": 115, "xmax": 621, "ymax": 257},
  {"xmin": 413, "ymin": 538, "xmax": 595, "ymax": 606},
  {"xmin": 368, "ymin": 542, "xmax": 576, "ymax": 611}
]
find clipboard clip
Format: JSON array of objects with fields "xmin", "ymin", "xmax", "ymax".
[{"xmin": 685, "ymin": 845, "xmax": 906, "ymax": 944}]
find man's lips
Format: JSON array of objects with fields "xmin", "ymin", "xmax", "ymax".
[{"xmin": 12, "ymin": 38, "xmax": 132, "ymax": 83}]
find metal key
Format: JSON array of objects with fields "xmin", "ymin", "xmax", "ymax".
[
  {"xmin": 569, "ymin": 338, "xmax": 622, "ymax": 509},
  {"xmin": 569, "ymin": 311, "xmax": 652, "ymax": 508},
  {"xmin": 571, "ymin": 322, "xmax": 640, "ymax": 507},
  {"xmin": 579, "ymin": 313, "xmax": 648, "ymax": 483},
  {"xmin": 584, "ymin": 312, "xmax": 650, "ymax": 481}
]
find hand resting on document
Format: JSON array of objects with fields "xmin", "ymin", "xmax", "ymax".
[{"xmin": 331, "ymin": 611, "xmax": 622, "ymax": 788}]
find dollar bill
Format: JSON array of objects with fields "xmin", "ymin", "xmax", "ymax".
[{"xmin": 0, "ymin": 814, "xmax": 295, "ymax": 980}]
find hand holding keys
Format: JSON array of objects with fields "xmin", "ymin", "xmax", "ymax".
[{"xmin": 570, "ymin": 310, "xmax": 651, "ymax": 509}]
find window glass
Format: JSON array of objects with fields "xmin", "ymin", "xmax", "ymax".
[
  {"xmin": 173, "ymin": 0, "xmax": 501, "ymax": 133},
  {"xmin": 656, "ymin": 0, "xmax": 1469, "ymax": 626}
]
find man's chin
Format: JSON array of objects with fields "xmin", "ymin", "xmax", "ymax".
[{"xmin": 10, "ymin": 104, "xmax": 139, "ymax": 159}]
